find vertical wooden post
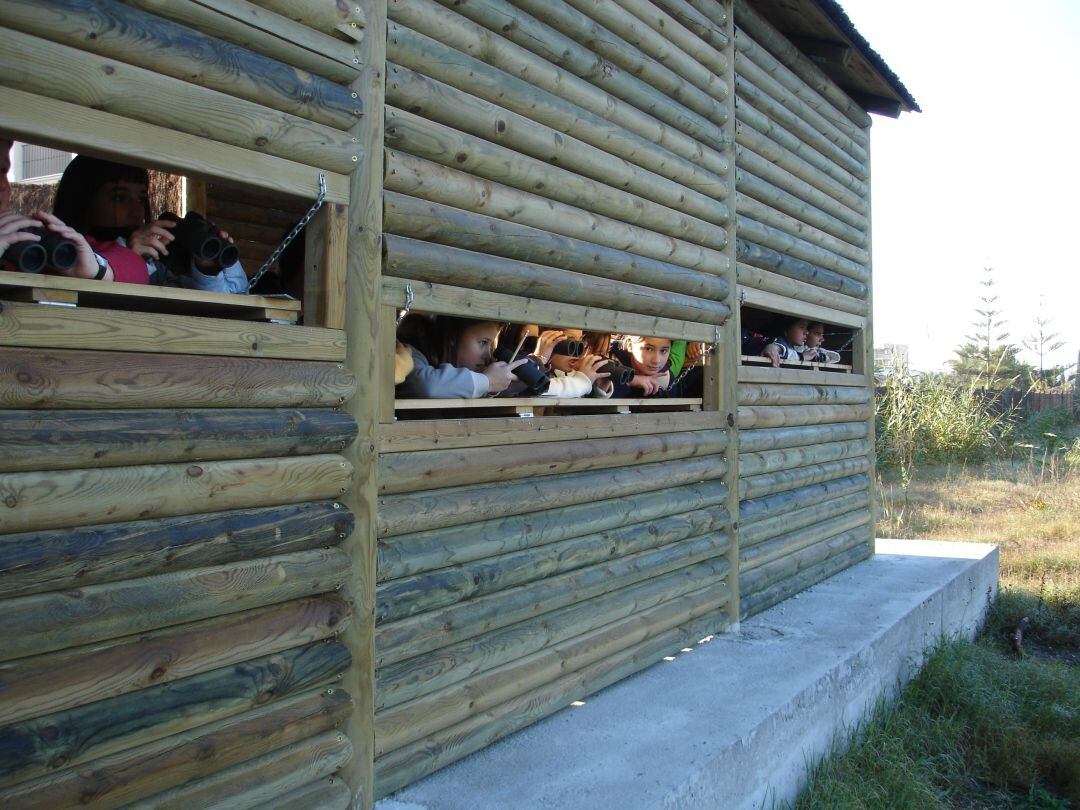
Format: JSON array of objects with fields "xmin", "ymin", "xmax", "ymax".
[
  {"xmin": 304, "ymin": 203, "xmax": 350, "ymax": 329},
  {"xmin": 341, "ymin": 1, "xmax": 385, "ymax": 807},
  {"xmin": 184, "ymin": 178, "xmax": 207, "ymax": 217},
  {"xmin": 379, "ymin": 304, "xmax": 397, "ymax": 424},
  {"xmin": 720, "ymin": 0, "xmax": 741, "ymax": 627},
  {"xmin": 854, "ymin": 130, "xmax": 876, "ymax": 556}
]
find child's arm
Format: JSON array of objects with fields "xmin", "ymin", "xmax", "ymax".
[
  {"xmin": 541, "ymin": 370, "xmax": 593, "ymax": 398},
  {"xmin": 395, "ymin": 345, "xmax": 489, "ymax": 398}
]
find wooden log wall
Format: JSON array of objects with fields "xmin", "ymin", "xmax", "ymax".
[{"xmin": 0, "ymin": 0, "xmax": 373, "ymax": 804}]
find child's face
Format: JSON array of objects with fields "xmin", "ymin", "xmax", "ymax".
[
  {"xmin": 786, "ymin": 320, "xmax": 809, "ymax": 346},
  {"xmin": 628, "ymin": 337, "xmax": 671, "ymax": 375},
  {"xmin": 806, "ymin": 324, "xmax": 825, "ymax": 348},
  {"xmin": 454, "ymin": 323, "xmax": 500, "ymax": 371},
  {"xmin": 87, "ymin": 180, "xmax": 149, "ymax": 230}
]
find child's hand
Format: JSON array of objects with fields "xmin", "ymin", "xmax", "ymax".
[
  {"xmin": 128, "ymin": 218, "xmax": 176, "ymax": 260},
  {"xmin": 630, "ymin": 373, "xmax": 662, "ymax": 396},
  {"xmin": 763, "ymin": 343, "xmax": 782, "ymax": 367},
  {"xmin": 685, "ymin": 341, "xmax": 707, "ymax": 364},
  {"xmin": 483, "ymin": 358, "xmax": 528, "ymax": 394},
  {"xmin": 578, "ymin": 354, "xmax": 611, "ymax": 384},
  {"xmin": 0, "ymin": 211, "xmax": 40, "ymax": 255},
  {"xmin": 534, "ymin": 329, "xmax": 566, "ymax": 365},
  {"xmin": 193, "ymin": 222, "xmax": 236, "ymax": 271},
  {"xmin": 34, "ymin": 212, "xmax": 108, "ymax": 280}
]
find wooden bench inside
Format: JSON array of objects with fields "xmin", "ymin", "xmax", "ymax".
[
  {"xmin": 394, "ymin": 397, "xmax": 704, "ymax": 417},
  {"xmin": 0, "ymin": 271, "xmax": 302, "ymax": 323}
]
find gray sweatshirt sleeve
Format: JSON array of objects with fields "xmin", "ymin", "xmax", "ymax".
[
  {"xmin": 396, "ymin": 346, "xmax": 490, "ymax": 398},
  {"xmin": 182, "ymin": 259, "xmax": 250, "ymax": 294}
]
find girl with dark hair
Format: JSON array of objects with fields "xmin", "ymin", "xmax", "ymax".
[{"xmin": 54, "ymin": 155, "xmax": 248, "ymax": 292}]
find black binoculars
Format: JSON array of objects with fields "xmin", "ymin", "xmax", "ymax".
[
  {"xmin": 160, "ymin": 211, "xmax": 238, "ymax": 272},
  {"xmin": 599, "ymin": 359, "xmax": 634, "ymax": 385},
  {"xmin": 517, "ymin": 335, "xmax": 586, "ymax": 358},
  {"xmin": 2, "ymin": 227, "xmax": 78, "ymax": 274},
  {"xmin": 494, "ymin": 345, "xmax": 550, "ymax": 395}
]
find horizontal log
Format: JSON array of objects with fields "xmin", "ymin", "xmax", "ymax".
[
  {"xmin": 0, "ymin": 347, "xmax": 355, "ymax": 409},
  {"xmin": 374, "ymin": 609, "xmax": 724, "ymax": 796},
  {"xmin": 377, "ymin": 558, "xmax": 728, "ymax": 711},
  {"xmin": 0, "ymin": 27, "xmax": 360, "ymax": 174},
  {"xmin": 257, "ymin": 778, "xmax": 351, "ymax": 810},
  {"xmin": 738, "ymin": 473, "xmax": 869, "ymax": 525},
  {"xmin": 0, "ymin": 300, "xmax": 347, "ymax": 361},
  {"xmin": 248, "ymin": 0, "xmax": 365, "ymax": 36},
  {"xmin": 736, "ymin": 239, "xmax": 866, "ymax": 298},
  {"xmin": 0, "ymin": 454, "xmax": 352, "ymax": 535},
  {"xmin": 739, "ymin": 457, "xmax": 871, "ymax": 500},
  {"xmin": 379, "ymin": 478, "xmax": 728, "ymax": 579},
  {"xmin": 206, "ymin": 198, "xmax": 302, "ymax": 231},
  {"xmin": 739, "ymin": 284, "xmax": 866, "ymax": 330},
  {"xmin": 209, "ymin": 215, "xmax": 293, "ymax": 246},
  {"xmin": 737, "ymin": 145, "xmax": 866, "ymax": 226},
  {"xmin": 652, "ymin": 0, "xmax": 728, "ymax": 49},
  {"xmin": 740, "ymin": 524, "xmax": 871, "ymax": 602},
  {"xmin": 440, "ymin": 0, "xmax": 729, "ymax": 154},
  {"xmin": 738, "ymin": 366, "xmax": 870, "ymax": 388},
  {"xmin": 0, "ymin": 640, "xmax": 350, "ymax": 787},
  {"xmin": 0, "ymin": 501, "xmax": 353, "ymax": 599},
  {"xmin": 387, "ymin": 0, "xmax": 732, "ymax": 179},
  {"xmin": 739, "ymin": 439, "xmax": 871, "ymax": 477},
  {"xmin": 375, "ymin": 530, "xmax": 730, "ymax": 668},
  {"xmin": 0, "ymin": 548, "xmax": 350, "ymax": 662},
  {"xmin": 0, "ymin": 85, "xmax": 347, "ymax": 204},
  {"xmin": 384, "ymin": 235, "xmax": 729, "ymax": 324},
  {"xmin": 737, "ymin": 384, "xmax": 870, "ymax": 407},
  {"xmin": 738, "ymin": 215, "xmax": 868, "ymax": 283},
  {"xmin": 385, "ymin": 106, "xmax": 729, "ymax": 251},
  {"xmin": 0, "ymin": 596, "xmax": 350, "ymax": 726},
  {"xmin": 560, "ymin": 0, "xmax": 731, "ymax": 105},
  {"xmin": 733, "ymin": 50, "xmax": 867, "ymax": 165},
  {"xmin": 379, "ymin": 429, "xmax": 728, "ymax": 495},
  {"xmin": 385, "ymin": 151, "xmax": 730, "ymax": 275},
  {"xmin": 387, "ymin": 21, "xmax": 731, "ymax": 200},
  {"xmin": 737, "ymin": 422, "xmax": 868, "ymax": 454},
  {"xmin": 0, "ymin": 409, "xmax": 357, "ymax": 473},
  {"xmin": 734, "ymin": 3, "xmax": 872, "ymax": 131},
  {"xmin": 122, "ymin": 0, "xmax": 360, "ymax": 83},
  {"xmin": 737, "ymin": 165, "xmax": 866, "ymax": 242},
  {"xmin": 130, "ymin": 731, "xmax": 353, "ymax": 810},
  {"xmin": 737, "ymin": 192, "xmax": 869, "ymax": 267},
  {"xmin": 382, "ymin": 277, "xmax": 716, "ymax": 343},
  {"xmin": 736, "ymin": 263, "xmax": 867, "ymax": 316},
  {"xmin": 615, "ymin": 0, "xmax": 729, "ymax": 77},
  {"xmin": 208, "ymin": 182, "xmax": 309, "ymax": 213},
  {"xmin": 741, "ymin": 541, "xmax": 871, "ymax": 619},
  {"xmin": 741, "ymin": 509, "xmax": 872, "ymax": 572},
  {"xmin": 386, "ymin": 63, "xmax": 732, "ymax": 229},
  {"xmin": 376, "ymin": 579, "xmax": 730, "ymax": 755},
  {"xmin": 381, "ymin": 410, "xmax": 726, "ymax": 453},
  {"xmin": 0, "ymin": 687, "xmax": 352, "ymax": 809},
  {"xmin": 0, "ymin": 0, "xmax": 358, "ymax": 131},
  {"xmin": 383, "ymin": 192, "xmax": 731, "ymax": 301},
  {"xmin": 737, "ymin": 403, "xmax": 872, "ymax": 429},
  {"xmin": 377, "ymin": 505, "xmax": 730, "ymax": 623},
  {"xmin": 741, "ymin": 491, "xmax": 871, "ymax": 550},
  {"xmin": 378, "ymin": 454, "xmax": 728, "ymax": 537}
]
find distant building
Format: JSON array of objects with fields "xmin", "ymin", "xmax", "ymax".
[
  {"xmin": 875, "ymin": 343, "xmax": 909, "ymax": 374},
  {"xmin": 8, "ymin": 142, "xmax": 73, "ymax": 184}
]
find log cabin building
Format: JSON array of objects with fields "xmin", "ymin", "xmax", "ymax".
[{"xmin": 0, "ymin": 0, "xmax": 916, "ymax": 806}]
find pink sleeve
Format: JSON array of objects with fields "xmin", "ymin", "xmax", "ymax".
[{"xmin": 85, "ymin": 237, "xmax": 149, "ymax": 285}]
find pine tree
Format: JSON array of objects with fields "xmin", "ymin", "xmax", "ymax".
[{"xmin": 1021, "ymin": 303, "xmax": 1065, "ymax": 391}]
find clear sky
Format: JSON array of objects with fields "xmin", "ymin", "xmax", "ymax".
[{"xmin": 839, "ymin": 0, "xmax": 1079, "ymax": 373}]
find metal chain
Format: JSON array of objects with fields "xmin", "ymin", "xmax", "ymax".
[
  {"xmin": 662, "ymin": 328, "xmax": 721, "ymax": 393},
  {"xmin": 396, "ymin": 283, "xmax": 414, "ymax": 326},
  {"xmin": 249, "ymin": 173, "xmax": 327, "ymax": 289}
]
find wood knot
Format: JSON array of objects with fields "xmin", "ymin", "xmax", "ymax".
[
  {"xmin": 186, "ymin": 465, "xmax": 204, "ymax": 477},
  {"xmin": 4, "ymin": 495, "xmax": 16, "ymax": 508},
  {"xmin": 255, "ymin": 136, "xmax": 268, "ymax": 146},
  {"xmin": 454, "ymin": 152, "xmax": 468, "ymax": 163},
  {"xmin": 494, "ymin": 119, "xmax": 507, "ymax": 133},
  {"xmin": 150, "ymin": 666, "xmax": 167, "ymax": 680},
  {"xmin": 102, "ymin": 65, "xmax": 114, "ymax": 75}
]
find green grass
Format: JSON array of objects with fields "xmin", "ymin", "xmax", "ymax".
[{"xmin": 790, "ymin": 458, "xmax": 1080, "ymax": 809}]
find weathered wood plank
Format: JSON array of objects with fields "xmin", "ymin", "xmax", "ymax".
[
  {"xmin": 384, "ymin": 235, "xmax": 729, "ymax": 325},
  {"xmin": 0, "ymin": 501, "xmax": 353, "ymax": 599},
  {"xmin": 381, "ymin": 277, "xmax": 716, "ymax": 343},
  {"xmin": 0, "ymin": 86, "xmax": 349, "ymax": 203},
  {"xmin": 0, "ymin": 596, "xmax": 350, "ymax": 726},
  {"xmin": 0, "ymin": 409, "xmax": 356, "ymax": 473},
  {"xmin": 377, "ymin": 505, "xmax": 729, "ymax": 623},
  {"xmin": 737, "ymin": 365, "xmax": 870, "ymax": 387},
  {"xmin": 375, "ymin": 531, "xmax": 731, "ymax": 668},
  {"xmin": 741, "ymin": 541, "xmax": 871, "ymax": 618},
  {"xmin": 741, "ymin": 491, "xmax": 870, "ymax": 550},
  {"xmin": 303, "ymin": 203, "xmax": 350, "ymax": 330},
  {"xmin": 0, "ymin": 27, "xmax": 359, "ymax": 173},
  {"xmin": 378, "ymin": 454, "xmax": 728, "ymax": 537},
  {"xmin": 737, "ymin": 239, "xmax": 866, "ymax": 298},
  {"xmin": 740, "ymin": 285, "xmax": 865, "ymax": 330},
  {"xmin": 0, "ymin": 454, "xmax": 352, "ymax": 535},
  {"xmin": 739, "ymin": 524, "xmax": 871, "ymax": 602},
  {"xmin": 737, "ymin": 384, "xmax": 869, "ymax": 407},
  {"xmin": 0, "ymin": 0, "xmax": 358, "ymax": 130},
  {"xmin": 378, "ymin": 479, "xmax": 728, "ymax": 581},
  {"xmin": 129, "ymin": 730, "xmax": 353, "ymax": 810},
  {"xmin": 737, "ymin": 164, "xmax": 866, "ymax": 243},
  {"xmin": 737, "ymin": 403, "xmax": 872, "ymax": 429},
  {"xmin": 383, "ymin": 192, "xmax": 730, "ymax": 301},
  {"xmin": 0, "ymin": 640, "xmax": 351, "ymax": 787},
  {"xmin": 738, "ymin": 473, "xmax": 869, "ymax": 525},
  {"xmin": 254, "ymin": 777, "xmax": 351, "ymax": 810},
  {"xmin": 0, "ymin": 348, "xmax": 354, "ymax": 410},
  {"xmin": 249, "ymin": 0, "xmax": 366, "ymax": 36},
  {"xmin": 737, "ymin": 422, "xmax": 867, "ymax": 454},
  {"xmin": 0, "ymin": 688, "xmax": 352, "ymax": 809},
  {"xmin": 741, "ymin": 508, "xmax": 872, "ymax": 572},
  {"xmin": 376, "ymin": 580, "xmax": 730, "ymax": 756},
  {"xmin": 739, "ymin": 457, "xmax": 871, "ymax": 500},
  {"xmin": 738, "ymin": 439, "xmax": 870, "ymax": 477},
  {"xmin": 0, "ymin": 301, "xmax": 345, "ymax": 361},
  {"xmin": 379, "ymin": 429, "xmax": 728, "ymax": 495},
  {"xmin": 0, "ymin": 548, "xmax": 350, "ymax": 662},
  {"xmin": 380, "ymin": 410, "xmax": 725, "ymax": 453}
]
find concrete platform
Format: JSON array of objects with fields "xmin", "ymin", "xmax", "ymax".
[{"xmin": 379, "ymin": 539, "xmax": 999, "ymax": 810}]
